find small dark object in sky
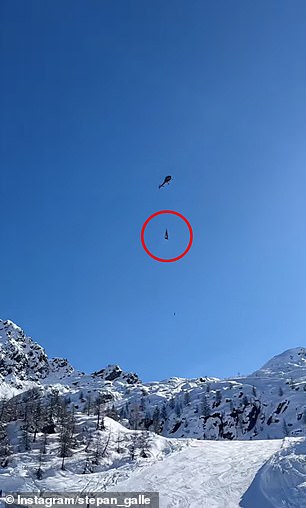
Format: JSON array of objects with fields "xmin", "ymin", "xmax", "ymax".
[
  {"xmin": 164, "ymin": 229, "xmax": 168, "ymax": 240},
  {"xmin": 159, "ymin": 175, "xmax": 172, "ymax": 189}
]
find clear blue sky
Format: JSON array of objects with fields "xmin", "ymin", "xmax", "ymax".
[{"xmin": 1, "ymin": 1, "xmax": 306, "ymax": 381}]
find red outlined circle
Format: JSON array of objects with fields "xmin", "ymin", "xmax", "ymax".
[{"xmin": 141, "ymin": 210, "xmax": 193, "ymax": 262}]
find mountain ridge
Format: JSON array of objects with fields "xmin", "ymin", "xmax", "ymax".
[
  {"xmin": 1, "ymin": 318, "xmax": 306, "ymax": 442},
  {"xmin": 1, "ymin": 318, "xmax": 305, "ymax": 385}
]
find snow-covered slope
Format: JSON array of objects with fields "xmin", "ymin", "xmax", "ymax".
[
  {"xmin": 251, "ymin": 347, "xmax": 306, "ymax": 379},
  {"xmin": 0, "ymin": 416, "xmax": 186, "ymax": 494},
  {"xmin": 110, "ymin": 438, "xmax": 306, "ymax": 508},
  {"xmin": 108, "ymin": 439, "xmax": 285, "ymax": 508},
  {"xmin": 240, "ymin": 438, "xmax": 306, "ymax": 508}
]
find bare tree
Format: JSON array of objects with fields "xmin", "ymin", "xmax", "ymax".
[
  {"xmin": 129, "ymin": 432, "xmax": 139, "ymax": 461},
  {"xmin": 42, "ymin": 432, "xmax": 48, "ymax": 455},
  {"xmin": 85, "ymin": 431, "xmax": 93, "ymax": 453},
  {"xmin": 82, "ymin": 457, "xmax": 93, "ymax": 474},
  {"xmin": 32, "ymin": 400, "xmax": 42, "ymax": 442},
  {"xmin": 115, "ymin": 432, "xmax": 125, "ymax": 454},
  {"xmin": 138, "ymin": 431, "xmax": 151, "ymax": 458},
  {"xmin": 101, "ymin": 429, "xmax": 112, "ymax": 458},
  {"xmin": 85, "ymin": 395, "xmax": 92, "ymax": 416},
  {"xmin": 92, "ymin": 434, "xmax": 102, "ymax": 466},
  {"xmin": 36, "ymin": 448, "xmax": 43, "ymax": 480},
  {"xmin": 94, "ymin": 396, "xmax": 105, "ymax": 430},
  {"xmin": 21, "ymin": 404, "xmax": 31, "ymax": 452},
  {"xmin": 58, "ymin": 410, "xmax": 76, "ymax": 470}
]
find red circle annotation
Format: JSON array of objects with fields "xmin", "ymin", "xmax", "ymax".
[{"xmin": 140, "ymin": 210, "xmax": 193, "ymax": 262}]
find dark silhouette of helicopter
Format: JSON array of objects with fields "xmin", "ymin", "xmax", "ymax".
[{"xmin": 159, "ymin": 175, "xmax": 172, "ymax": 189}]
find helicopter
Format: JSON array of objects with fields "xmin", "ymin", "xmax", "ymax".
[{"xmin": 158, "ymin": 175, "xmax": 172, "ymax": 189}]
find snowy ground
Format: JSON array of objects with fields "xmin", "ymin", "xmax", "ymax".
[
  {"xmin": 108, "ymin": 438, "xmax": 306, "ymax": 508},
  {"xmin": 0, "ymin": 430, "xmax": 305, "ymax": 507}
]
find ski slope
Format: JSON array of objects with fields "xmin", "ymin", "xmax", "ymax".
[{"xmin": 108, "ymin": 438, "xmax": 304, "ymax": 508}]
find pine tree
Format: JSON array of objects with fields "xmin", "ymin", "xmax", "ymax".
[
  {"xmin": 160, "ymin": 404, "xmax": 167, "ymax": 420},
  {"xmin": 85, "ymin": 395, "xmax": 92, "ymax": 416},
  {"xmin": 58, "ymin": 409, "xmax": 76, "ymax": 470},
  {"xmin": 50, "ymin": 389, "xmax": 60, "ymax": 418},
  {"xmin": 0, "ymin": 421, "xmax": 11, "ymax": 465},
  {"xmin": 105, "ymin": 404, "xmax": 119, "ymax": 422},
  {"xmin": 183, "ymin": 392, "xmax": 191, "ymax": 406},
  {"xmin": 21, "ymin": 419, "xmax": 31, "ymax": 452},
  {"xmin": 242, "ymin": 395, "xmax": 249, "ymax": 406},
  {"xmin": 0, "ymin": 398, "xmax": 7, "ymax": 422},
  {"xmin": 215, "ymin": 390, "xmax": 222, "ymax": 405},
  {"xmin": 139, "ymin": 397, "xmax": 146, "ymax": 412},
  {"xmin": 119, "ymin": 406, "xmax": 127, "ymax": 420},
  {"xmin": 169, "ymin": 398, "xmax": 175, "ymax": 410},
  {"xmin": 144, "ymin": 410, "xmax": 152, "ymax": 430},
  {"xmin": 175, "ymin": 402, "xmax": 181, "ymax": 418},
  {"xmin": 200, "ymin": 396, "xmax": 211, "ymax": 417},
  {"xmin": 129, "ymin": 405, "xmax": 141, "ymax": 430},
  {"xmin": 152, "ymin": 407, "xmax": 161, "ymax": 433}
]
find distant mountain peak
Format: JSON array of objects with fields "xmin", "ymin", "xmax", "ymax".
[
  {"xmin": 251, "ymin": 347, "xmax": 306, "ymax": 378},
  {"xmin": 92, "ymin": 364, "xmax": 140, "ymax": 384},
  {"xmin": 0, "ymin": 318, "xmax": 74, "ymax": 382}
]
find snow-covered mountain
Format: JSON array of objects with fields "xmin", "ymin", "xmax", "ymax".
[
  {"xmin": 0, "ymin": 320, "xmax": 74, "ymax": 384},
  {"xmin": 1, "ymin": 318, "xmax": 306, "ymax": 507},
  {"xmin": 1, "ymin": 319, "xmax": 306, "ymax": 442},
  {"xmin": 251, "ymin": 346, "xmax": 306, "ymax": 379}
]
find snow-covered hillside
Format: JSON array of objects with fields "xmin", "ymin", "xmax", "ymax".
[
  {"xmin": 108, "ymin": 439, "xmax": 284, "ymax": 508},
  {"xmin": 1, "ymin": 318, "xmax": 306, "ymax": 506},
  {"xmin": 108, "ymin": 438, "xmax": 306, "ymax": 508},
  {"xmin": 1, "ymin": 319, "xmax": 306, "ymax": 442}
]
